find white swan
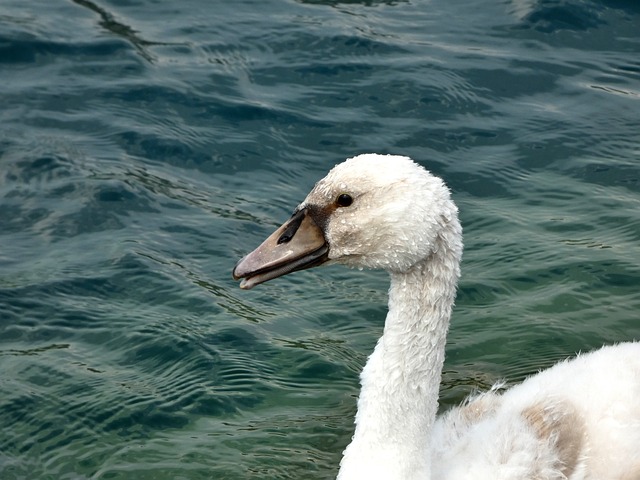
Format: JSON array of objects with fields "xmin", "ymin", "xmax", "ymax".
[{"xmin": 233, "ymin": 154, "xmax": 640, "ymax": 480}]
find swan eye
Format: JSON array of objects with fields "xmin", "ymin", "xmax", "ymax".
[{"xmin": 336, "ymin": 193, "xmax": 353, "ymax": 207}]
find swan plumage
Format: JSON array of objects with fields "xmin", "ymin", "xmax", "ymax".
[{"xmin": 233, "ymin": 153, "xmax": 640, "ymax": 480}]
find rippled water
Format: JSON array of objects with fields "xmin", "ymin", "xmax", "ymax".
[{"xmin": 1, "ymin": 0, "xmax": 639, "ymax": 478}]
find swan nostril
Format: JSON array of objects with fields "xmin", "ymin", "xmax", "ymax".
[
  {"xmin": 278, "ymin": 231, "xmax": 293, "ymax": 244},
  {"xmin": 277, "ymin": 209, "xmax": 305, "ymax": 245}
]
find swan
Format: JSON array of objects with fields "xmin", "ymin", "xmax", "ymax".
[{"xmin": 232, "ymin": 153, "xmax": 640, "ymax": 480}]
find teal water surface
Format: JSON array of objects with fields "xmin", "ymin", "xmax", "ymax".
[{"xmin": 1, "ymin": 0, "xmax": 639, "ymax": 478}]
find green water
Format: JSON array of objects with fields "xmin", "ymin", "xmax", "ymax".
[{"xmin": 1, "ymin": 0, "xmax": 639, "ymax": 478}]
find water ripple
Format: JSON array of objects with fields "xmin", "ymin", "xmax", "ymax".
[{"xmin": 1, "ymin": 0, "xmax": 639, "ymax": 478}]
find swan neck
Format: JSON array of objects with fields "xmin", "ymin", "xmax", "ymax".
[{"xmin": 338, "ymin": 226, "xmax": 461, "ymax": 480}]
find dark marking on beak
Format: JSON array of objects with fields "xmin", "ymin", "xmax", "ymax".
[{"xmin": 233, "ymin": 207, "xmax": 329, "ymax": 289}]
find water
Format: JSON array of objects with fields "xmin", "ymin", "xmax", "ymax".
[{"xmin": 1, "ymin": 0, "xmax": 639, "ymax": 478}]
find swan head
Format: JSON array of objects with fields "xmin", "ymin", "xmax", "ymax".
[{"xmin": 233, "ymin": 153, "xmax": 461, "ymax": 289}]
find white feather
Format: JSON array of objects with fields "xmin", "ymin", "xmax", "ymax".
[{"xmin": 299, "ymin": 154, "xmax": 640, "ymax": 480}]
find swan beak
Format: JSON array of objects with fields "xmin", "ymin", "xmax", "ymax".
[{"xmin": 232, "ymin": 207, "xmax": 329, "ymax": 290}]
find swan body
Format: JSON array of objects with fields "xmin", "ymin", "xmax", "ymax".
[{"xmin": 233, "ymin": 154, "xmax": 640, "ymax": 480}]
